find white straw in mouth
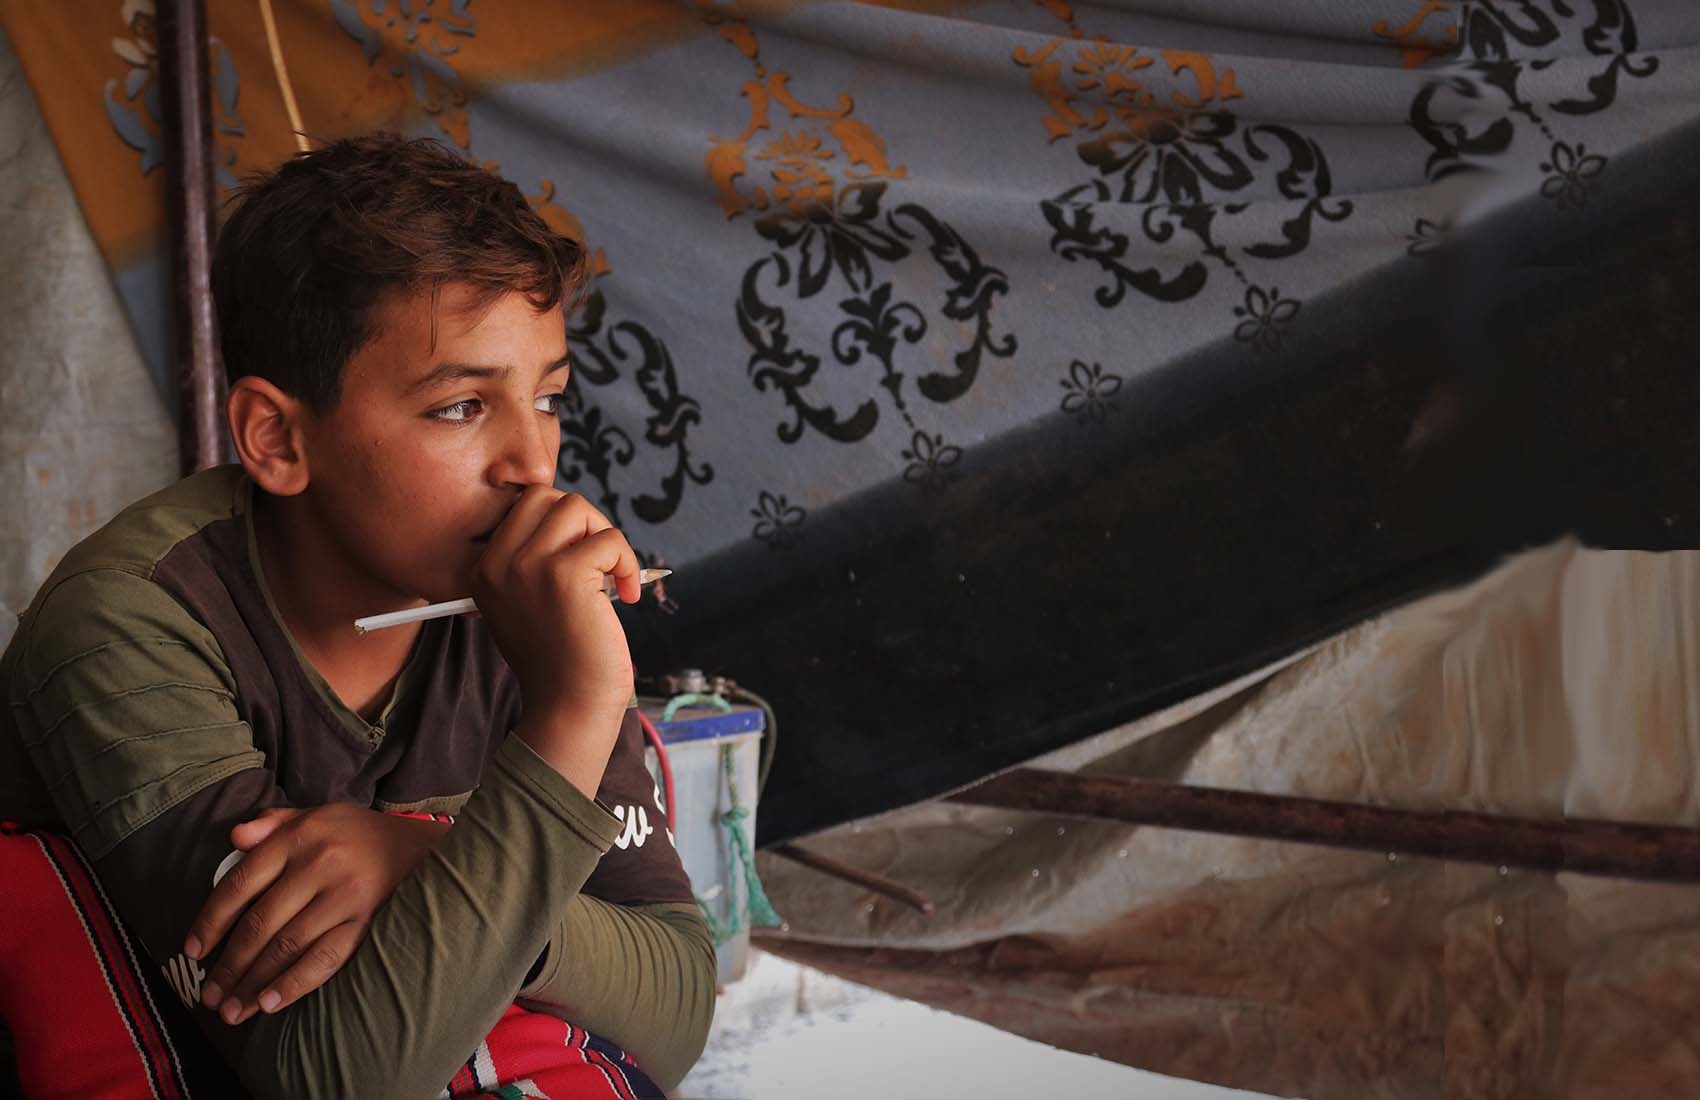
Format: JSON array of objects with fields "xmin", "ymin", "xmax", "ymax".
[{"xmin": 354, "ymin": 568, "xmax": 672, "ymax": 634}]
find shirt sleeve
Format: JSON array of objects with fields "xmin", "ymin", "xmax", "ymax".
[
  {"xmin": 10, "ymin": 568, "xmax": 272, "ymax": 861},
  {"xmin": 514, "ymin": 709, "xmax": 715, "ymax": 1089},
  {"xmin": 462, "ymin": 682, "xmax": 710, "ymax": 1089},
  {"xmin": 518, "ymin": 897, "xmax": 716, "ymax": 1090},
  {"xmin": 8, "ymin": 568, "xmax": 623, "ymax": 1099},
  {"xmin": 245, "ymin": 736, "xmax": 618, "ymax": 1100}
]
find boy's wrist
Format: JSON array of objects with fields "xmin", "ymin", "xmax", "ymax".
[{"xmin": 513, "ymin": 697, "xmax": 627, "ymax": 800}]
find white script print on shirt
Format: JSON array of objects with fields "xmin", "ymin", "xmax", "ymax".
[
  {"xmin": 162, "ymin": 951, "xmax": 207, "ymax": 1010},
  {"xmin": 611, "ymin": 803, "xmax": 654, "ymax": 850},
  {"xmin": 649, "ymin": 777, "xmax": 676, "ymax": 849},
  {"xmin": 162, "ymin": 848, "xmax": 246, "ymax": 1010}
]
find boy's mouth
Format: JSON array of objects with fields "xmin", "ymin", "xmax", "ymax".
[{"xmin": 472, "ymin": 506, "xmax": 516, "ymax": 545}]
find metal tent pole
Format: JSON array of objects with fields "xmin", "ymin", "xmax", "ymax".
[
  {"xmin": 947, "ymin": 768, "xmax": 1700, "ymax": 884},
  {"xmin": 157, "ymin": 0, "xmax": 225, "ymax": 474},
  {"xmin": 770, "ymin": 843, "xmax": 936, "ymax": 915}
]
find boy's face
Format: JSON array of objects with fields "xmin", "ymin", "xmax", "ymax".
[{"xmin": 297, "ymin": 283, "xmax": 570, "ymax": 605}]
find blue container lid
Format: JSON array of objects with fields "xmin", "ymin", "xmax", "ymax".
[{"xmin": 638, "ymin": 698, "xmax": 766, "ymax": 745}]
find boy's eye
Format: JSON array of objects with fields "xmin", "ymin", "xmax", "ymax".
[
  {"xmin": 429, "ymin": 399, "xmax": 481, "ymax": 423},
  {"xmin": 535, "ymin": 392, "xmax": 565, "ymax": 415}
]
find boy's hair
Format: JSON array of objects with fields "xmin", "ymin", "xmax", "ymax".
[{"xmin": 213, "ymin": 133, "xmax": 587, "ymax": 410}]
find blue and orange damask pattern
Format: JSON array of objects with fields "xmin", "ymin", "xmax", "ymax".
[{"xmin": 0, "ymin": 0, "xmax": 1690, "ymax": 569}]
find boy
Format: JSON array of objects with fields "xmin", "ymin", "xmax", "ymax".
[{"xmin": 0, "ymin": 135, "xmax": 714, "ymax": 1098}]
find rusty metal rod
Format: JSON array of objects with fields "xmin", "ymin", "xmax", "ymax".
[
  {"xmin": 770, "ymin": 843, "xmax": 935, "ymax": 916},
  {"xmin": 158, "ymin": 0, "xmax": 225, "ymax": 474},
  {"xmin": 946, "ymin": 768, "xmax": 1700, "ymax": 884}
]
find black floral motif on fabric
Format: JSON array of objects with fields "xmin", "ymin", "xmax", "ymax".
[
  {"xmin": 901, "ymin": 431, "xmax": 964, "ymax": 492},
  {"xmin": 1059, "ymin": 360, "xmax": 1123, "ymax": 425},
  {"xmin": 1407, "ymin": 1, "xmax": 1658, "ymax": 189},
  {"xmin": 1540, "ymin": 140, "xmax": 1607, "ymax": 208},
  {"xmin": 735, "ymin": 188, "xmax": 1014, "ymax": 450},
  {"xmin": 703, "ymin": 30, "xmax": 1014, "ymax": 481},
  {"xmin": 1018, "ymin": 40, "xmax": 1352, "ymax": 351},
  {"xmin": 750, "ymin": 491, "xmax": 806, "ymax": 551},
  {"xmin": 560, "ymin": 285, "xmax": 714, "ymax": 529}
]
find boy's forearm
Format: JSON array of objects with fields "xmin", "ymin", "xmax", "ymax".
[
  {"xmin": 238, "ymin": 734, "xmax": 617, "ymax": 1100},
  {"xmin": 514, "ymin": 696, "xmax": 628, "ymax": 800},
  {"xmin": 517, "ymin": 897, "xmax": 717, "ymax": 1090}
]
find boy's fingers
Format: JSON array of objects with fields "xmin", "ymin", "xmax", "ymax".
[
  {"xmin": 200, "ymin": 873, "xmax": 317, "ymax": 1012},
  {"xmin": 615, "ymin": 552, "xmax": 642, "ymax": 604},
  {"xmin": 230, "ymin": 807, "xmax": 301, "ymax": 851},
  {"xmin": 255, "ymin": 922, "xmax": 364, "ymax": 1017},
  {"xmin": 522, "ymin": 493, "xmax": 611, "ymax": 564},
  {"xmin": 223, "ymin": 897, "xmax": 348, "ymax": 1013},
  {"xmin": 480, "ymin": 485, "xmax": 562, "ymax": 570},
  {"xmin": 558, "ymin": 528, "xmax": 640, "ymax": 600},
  {"xmin": 185, "ymin": 837, "xmax": 290, "ymax": 961}
]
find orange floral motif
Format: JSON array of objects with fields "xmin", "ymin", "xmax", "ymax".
[
  {"xmin": 697, "ymin": 3, "xmax": 906, "ymax": 223},
  {"xmin": 332, "ymin": 0, "xmax": 477, "ymax": 149},
  {"xmin": 525, "ymin": 176, "xmax": 612, "ymax": 279},
  {"xmin": 707, "ymin": 70, "xmax": 907, "ymax": 222},
  {"xmin": 1374, "ymin": 2, "xmax": 1460, "ymax": 69},
  {"xmin": 1075, "ymin": 43, "xmax": 1156, "ymax": 105},
  {"xmin": 755, "ymin": 132, "xmax": 837, "ymax": 212},
  {"xmin": 482, "ymin": 163, "xmax": 613, "ymax": 278},
  {"xmin": 699, "ymin": 4, "xmax": 1013, "ymax": 463},
  {"xmin": 1018, "ymin": 14, "xmax": 1352, "ymax": 347},
  {"xmin": 1014, "ymin": 39, "xmax": 1242, "ymax": 144},
  {"xmin": 1030, "ymin": 0, "xmax": 1085, "ymax": 40}
]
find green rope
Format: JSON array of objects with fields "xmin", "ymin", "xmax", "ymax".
[
  {"xmin": 722, "ymin": 743, "xmax": 782, "ymax": 928},
  {"xmin": 694, "ymin": 742, "xmax": 782, "ymax": 945},
  {"xmin": 662, "ymin": 691, "xmax": 732, "ymax": 722},
  {"xmin": 694, "ymin": 895, "xmax": 733, "ymax": 946}
]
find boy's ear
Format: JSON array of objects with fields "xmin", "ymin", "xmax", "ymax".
[{"xmin": 227, "ymin": 377, "xmax": 310, "ymax": 496}]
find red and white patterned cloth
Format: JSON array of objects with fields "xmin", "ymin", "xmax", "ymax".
[
  {"xmin": 0, "ymin": 823, "xmax": 198, "ymax": 1099},
  {"xmin": 0, "ymin": 824, "xmax": 664, "ymax": 1099},
  {"xmin": 443, "ymin": 1006, "xmax": 664, "ymax": 1100}
]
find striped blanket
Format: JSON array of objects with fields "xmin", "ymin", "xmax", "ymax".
[{"xmin": 0, "ymin": 824, "xmax": 663, "ymax": 1099}]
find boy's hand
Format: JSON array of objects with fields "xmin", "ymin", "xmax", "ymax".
[
  {"xmin": 184, "ymin": 805, "xmax": 449, "ymax": 1025},
  {"xmin": 471, "ymin": 486, "xmax": 641, "ymax": 795}
]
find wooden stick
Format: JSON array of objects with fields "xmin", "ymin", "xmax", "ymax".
[
  {"xmin": 770, "ymin": 843, "xmax": 936, "ymax": 915},
  {"xmin": 158, "ymin": 0, "xmax": 225, "ymax": 474},
  {"xmin": 946, "ymin": 768, "xmax": 1700, "ymax": 884},
  {"xmin": 256, "ymin": 0, "xmax": 309, "ymax": 152}
]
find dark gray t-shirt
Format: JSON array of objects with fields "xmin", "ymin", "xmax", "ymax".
[{"xmin": 0, "ymin": 466, "xmax": 711, "ymax": 1097}]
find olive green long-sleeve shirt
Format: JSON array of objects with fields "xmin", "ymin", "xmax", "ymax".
[{"xmin": 0, "ymin": 467, "xmax": 714, "ymax": 1098}]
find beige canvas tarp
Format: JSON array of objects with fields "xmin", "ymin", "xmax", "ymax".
[{"xmin": 756, "ymin": 541, "xmax": 1700, "ymax": 1100}]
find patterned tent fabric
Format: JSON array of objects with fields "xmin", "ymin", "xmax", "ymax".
[
  {"xmin": 3, "ymin": 1, "xmax": 1697, "ymax": 828},
  {"xmin": 7, "ymin": 5, "xmax": 1700, "ymax": 1096},
  {"xmin": 2, "ymin": 0, "xmax": 1692, "ymax": 562}
]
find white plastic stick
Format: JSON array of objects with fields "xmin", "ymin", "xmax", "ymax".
[{"xmin": 353, "ymin": 568, "xmax": 672, "ymax": 634}]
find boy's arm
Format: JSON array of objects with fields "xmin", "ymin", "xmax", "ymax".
[
  {"xmin": 244, "ymin": 732, "xmax": 616, "ymax": 1098},
  {"xmin": 10, "ymin": 569, "xmax": 620, "ymax": 1099},
  {"xmin": 202, "ymin": 708, "xmax": 716, "ymax": 1088},
  {"xmin": 518, "ymin": 896, "xmax": 716, "ymax": 1089},
  {"xmin": 94, "ymin": 732, "xmax": 613, "ymax": 1098},
  {"xmin": 516, "ymin": 706, "xmax": 718, "ymax": 1087}
]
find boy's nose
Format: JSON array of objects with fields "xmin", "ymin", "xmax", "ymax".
[{"xmin": 491, "ymin": 412, "xmax": 558, "ymax": 489}]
